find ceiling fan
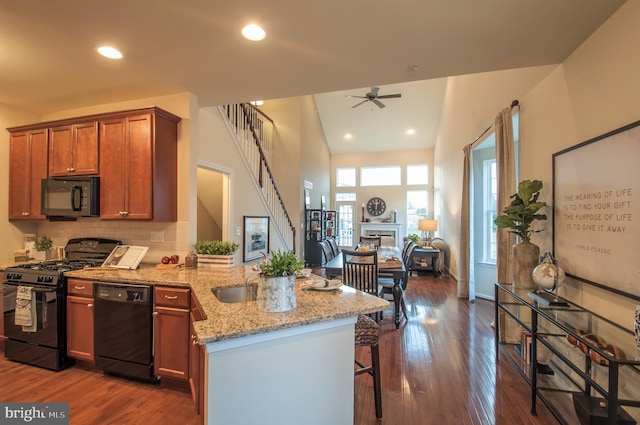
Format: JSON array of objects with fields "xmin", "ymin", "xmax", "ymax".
[{"xmin": 346, "ymin": 86, "xmax": 402, "ymax": 109}]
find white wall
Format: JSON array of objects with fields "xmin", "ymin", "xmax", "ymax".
[{"xmin": 437, "ymin": 0, "xmax": 640, "ymax": 327}]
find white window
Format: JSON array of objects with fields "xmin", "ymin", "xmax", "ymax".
[
  {"xmin": 406, "ymin": 190, "xmax": 428, "ymax": 235},
  {"xmin": 336, "ymin": 203, "xmax": 354, "ymax": 247},
  {"xmin": 407, "ymin": 164, "xmax": 428, "ymax": 185},
  {"xmin": 336, "ymin": 192, "xmax": 356, "ymax": 201},
  {"xmin": 484, "ymin": 159, "xmax": 497, "ymax": 263},
  {"xmin": 361, "ymin": 166, "xmax": 401, "ymax": 186},
  {"xmin": 336, "ymin": 168, "xmax": 356, "ymax": 187}
]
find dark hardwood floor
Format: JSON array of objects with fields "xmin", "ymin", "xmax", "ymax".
[
  {"xmin": 351, "ymin": 272, "xmax": 557, "ymax": 425},
  {"xmin": 0, "ymin": 273, "xmax": 557, "ymax": 424}
]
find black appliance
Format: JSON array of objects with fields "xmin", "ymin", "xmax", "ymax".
[
  {"xmin": 41, "ymin": 177, "xmax": 100, "ymax": 217},
  {"xmin": 2, "ymin": 237, "xmax": 121, "ymax": 370},
  {"xmin": 93, "ymin": 282, "xmax": 155, "ymax": 382}
]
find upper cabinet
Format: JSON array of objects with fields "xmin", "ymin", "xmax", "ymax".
[
  {"xmin": 48, "ymin": 121, "xmax": 99, "ymax": 177},
  {"xmin": 99, "ymin": 107, "xmax": 180, "ymax": 221},
  {"xmin": 7, "ymin": 106, "xmax": 181, "ymax": 222},
  {"xmin": 8, "ymin": 128, "xmax": 48, "ymax": 220}
]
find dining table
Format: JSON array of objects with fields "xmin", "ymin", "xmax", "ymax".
[{"xmin": 325, "ymin": 252, "xmax": 406, "ymax": 329}]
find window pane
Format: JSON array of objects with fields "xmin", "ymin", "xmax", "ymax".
[
  {"xmin": 337, "ymin": 204, "xmax": 354, "ymax": 247},
  {"xmin": 484, "ymin": 159, "xmax": 497, "ymax": 263},
  {"xmin": 361, "ymin": 166, "xmax": 401, "ymax": 186},
  {"xmin": 336, "ymin": 168, "xmax": 356, "ymax": 187},
  {"xmin": 407, "ymin": 164, "xmax": 428, "ymax": 185},
  {"xmin": 336, "ymin": 192, "xmax": 356, "ymax": 201},
  {"xmin": 406, "ymin": 190, "xmax": 428, "ymax": 235}
]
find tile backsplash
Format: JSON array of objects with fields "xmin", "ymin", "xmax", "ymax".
[{"xmin": 37, "ymin": 219, "xmax": 189, "ymax": 265}]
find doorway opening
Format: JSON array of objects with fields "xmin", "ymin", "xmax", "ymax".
[{"xmin": 197, "ymin": 165, "xmax": 231, "ymax": 242}]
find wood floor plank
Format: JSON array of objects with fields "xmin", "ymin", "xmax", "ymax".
[{"xmin": 1, "ymin": 272, "xmax": 557, "ymax": 424}]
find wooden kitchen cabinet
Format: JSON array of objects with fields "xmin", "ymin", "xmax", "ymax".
[
  {"xmin": 48, "ymin": 121, "xmax": 99, "ymax": 177},
  {"xmin": 99, "ymin": 107, "xmax": 180, "ymax": 221},
  {"xmin": 8, "ymin": 128, "xmax": 48, "ymax": 220},
  {"xmin": 190, "ymin": 292, "xmax": 206, "ymax": 423},
  {"xmin": 154, "ymin": 286, "xmax": 190, "ymax": 380},
  {"xmin": 66, "ymin": 279, "xmax": 94, "ymax": 362}
]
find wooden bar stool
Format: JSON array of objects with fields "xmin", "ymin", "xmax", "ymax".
[{"xmin": 354, "ymin": 314, "xmax": 382, "ymax": 419}]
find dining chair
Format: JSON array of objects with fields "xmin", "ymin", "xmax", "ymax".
[
  {"xmin": 341, "ymin": 249, "xmax": 379, "ymax": 296},
  {"xmin": 319, "ymin": 240, "xmax": 334, "ymax": 264},
  {"xmin": 359, "ymin": 235, "xmax": 381, "ymax": 249},
  {"xmin": 327, "ymin": 237, "xmax": 340, "ymax": 257},
  {"xmin": 354, "ymin": 314, "xmax": 382, "ymax": 419},
  {"xmin": 378, "ymin": 242, "xmax": 416, "ymax": 321}
]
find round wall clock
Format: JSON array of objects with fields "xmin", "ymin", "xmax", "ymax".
[{"xmin": 366, "ymin": 197, "xmax": 386, "ymax": 216}]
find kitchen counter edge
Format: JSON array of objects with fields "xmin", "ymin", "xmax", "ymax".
[{"xmin": 63, "ymin": 265, "xmax": 389, "ymax": 345}]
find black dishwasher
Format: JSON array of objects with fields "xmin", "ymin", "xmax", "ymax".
[{"xmin": 93, "ymin": 282, "xmax": 156, "ymax": 382}]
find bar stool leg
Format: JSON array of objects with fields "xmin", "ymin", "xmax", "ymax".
[{"xmin": 371, "ymin": 343, "xmax": 382, "ymax": 419}]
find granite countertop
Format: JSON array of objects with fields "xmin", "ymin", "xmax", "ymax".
[{"xmin": 64, "ymin": 265, "xmax": 389, "ymax": 345}]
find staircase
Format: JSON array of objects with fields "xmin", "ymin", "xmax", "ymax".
[{"xmin": 220, "ymin": 103, "xmax": 296, "ymax": 252}]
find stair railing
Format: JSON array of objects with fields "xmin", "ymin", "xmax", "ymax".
[{"xmin": 221, "ymin": 103, "xmax": 296, "ymax": 252}]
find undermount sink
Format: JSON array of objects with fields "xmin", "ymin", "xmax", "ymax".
[{"xmin": 212, "ymin": 284, "xmax": 258, "ymax": 303}]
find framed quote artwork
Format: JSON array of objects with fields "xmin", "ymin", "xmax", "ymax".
[
  {"xmin": 553, "ymin": 120, "xmax": 640, "ymax": 300},
  {"xmin": 243, "ymin": 216, "xmax": 270, "ymax": 262}
]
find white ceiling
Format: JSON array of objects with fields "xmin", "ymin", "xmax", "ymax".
[{"xmin": 0, "ymin": 0, "xmax": 626, "ymax": 153}]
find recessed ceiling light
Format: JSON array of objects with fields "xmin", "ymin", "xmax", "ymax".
[
  {"xmin": 406, "ymin": 65, "xmax": 419, "ymax": 72},
  {"xmin": 344, "ymin": 133, "xmax": 353, "ymax": 140},
  {"xmin": 242, "ymin": 24, "xmax": 266, "ymax": 41},
  {"xmin": 97, "ymin": 46, "xmax": 123, "ymax": 59},
  {"xmin": 406, "ymin": 129, "xmax": 415, "ymax": 135}
]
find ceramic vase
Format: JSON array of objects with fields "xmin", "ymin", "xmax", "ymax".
[
  {"xmin": 512, "ymin": 240, "xmax": 540, "ymax": 289},
  {"xmin": 257, "ymin": 275, "xmax": 297, "ymax": 312}
]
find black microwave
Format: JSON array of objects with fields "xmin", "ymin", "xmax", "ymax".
[{"xmin": 41, "ymin": 177, "xmax": 100, "ymax": 217}]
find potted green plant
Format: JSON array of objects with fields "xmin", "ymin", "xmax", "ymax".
[
  {"xmin": 407, "ymin": 233, "xmax": 420, "ymax": 244},
  {"xmin": 33, "ymin": 236, "xmax": 53, "ymax": 261},
  {"xmin": 192, "ymin": 240, "xmax": 240, "ymax": 267},
  {"xmin": 255, "ymin": 250, "xmax": 304, "ymax": 312},
  {"xmin": 494, "ymin": 179, "xmax": 547, "ymax": 289}
]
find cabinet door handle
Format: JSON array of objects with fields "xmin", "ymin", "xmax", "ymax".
[
  {"xmin": 192, "ymin": 335, "xmax": 198, "ymax": 345},
  {"xmin": 67, "ymin": 167, "xmax": 75, "ymax": 172},
  {"xmin": 164, "ymin": 295, "xmax": 178, "ymax": 300},
  {"xmin": 74, "ymin": 285, "xmax": 85, "ymax": 290},
  {"xmin": 87, "ymin": 303, "xmax": 93, "ymax": 308},
  {"xmin": 152, "ymin": 311, "xmax": 158, "ymax": 317}
]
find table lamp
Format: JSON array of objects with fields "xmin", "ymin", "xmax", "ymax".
[{"xmin": 418, "ymin": 219, "xmax": 438, "ymax": 248}]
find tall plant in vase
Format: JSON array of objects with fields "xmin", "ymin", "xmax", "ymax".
[{"xmin": 494, "ymin": 179, "xmax": 547, "ymax": 289}]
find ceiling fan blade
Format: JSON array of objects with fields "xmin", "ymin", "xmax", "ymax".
[
  {"xmin": 377, "ymin": 93, "xmax": 402, "ymax": 99},
  {"xmin": 373, "ymin": 99, "xmax": 386, "ymax": 108},
  {"xmin": 352, "ymin": 99, "xmax": 369, "ymax": 108},
  {"xmin": 346, "ymin": 95, "xmax": 366, "ymax": 99},
  {"xmin": 370, "ymin": 86, "xmax": 380, "ymax": 97}
]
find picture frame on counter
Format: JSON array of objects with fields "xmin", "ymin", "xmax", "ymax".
[{"xmin": 243, "ymin": 216, "xmax": 270, "ymax": 262}]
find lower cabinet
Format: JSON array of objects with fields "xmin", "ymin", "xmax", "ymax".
[
  {"xmin": 153, "ymin": 286, "xmax": 190, "ymax": 380},
  {"xmin": 66, "ymin": 279, "xmax": 94, "ymax": 362},
  {"xmin": 190, "ymin": 292, "xmax": 206, "ymax": 424}
]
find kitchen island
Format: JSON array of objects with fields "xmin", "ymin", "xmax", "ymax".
[{"xmin": 64, "ymin": 265, "xmax": 388, "ymax": 425}]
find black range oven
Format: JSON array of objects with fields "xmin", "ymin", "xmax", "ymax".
[{"xmin": 2, "ymin": 238, "xmax": 121, "ymax": 370}]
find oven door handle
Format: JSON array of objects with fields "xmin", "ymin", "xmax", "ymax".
[{"xmin": 2, "ymin": 282, "xmax": 58, "ymax": 293}]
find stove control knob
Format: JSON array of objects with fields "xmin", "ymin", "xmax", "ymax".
[
  {"xmin": 37, "ymin": 276, "xmax": 44, "ymax": 282},
  {"xmin": 45, "ymin": 276, "xmax": 54, "ymax": 283}
]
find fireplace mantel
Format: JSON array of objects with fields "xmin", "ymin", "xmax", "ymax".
[{"xmin": 359, "ymin": 222, "xmax": 402, "ymax": 249}]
